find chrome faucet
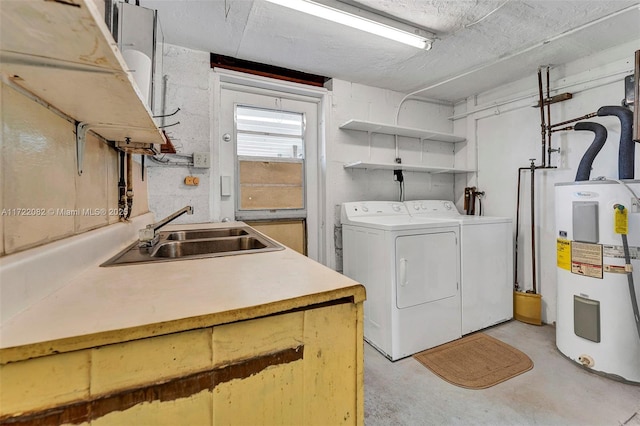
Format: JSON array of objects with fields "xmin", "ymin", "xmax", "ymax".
[{"xmin": 139, "ymin": 205, "xmax": 193, "ymax": 247}]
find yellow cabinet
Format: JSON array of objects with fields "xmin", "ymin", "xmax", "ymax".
[{"xmin": 0, "ymin": 300, "xmax": 364, "ymax": 426}]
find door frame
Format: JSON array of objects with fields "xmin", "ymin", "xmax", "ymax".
[{"xmin": 210, "ymin": 68, "xmax": 329, "ymax": 264}]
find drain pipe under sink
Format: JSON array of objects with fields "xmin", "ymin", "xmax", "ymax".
[
  {"xmin": 125, "ymin": 152, "xmax": 134, "ymax": 220},
  {"xmin": 118, "ymin": 151, "xmax": 126, "ymax": 220}
]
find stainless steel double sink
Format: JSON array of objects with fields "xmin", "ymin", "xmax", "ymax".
[{"xmin": 101, "ymin": 226, "xmax": 284, "ymax": 267}]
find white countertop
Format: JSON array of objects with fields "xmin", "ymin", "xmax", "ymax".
[{"xmin": 0, "ymin": 222, "xmax": 364, "ymax": 363}]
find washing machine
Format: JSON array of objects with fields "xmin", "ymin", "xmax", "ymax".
[
  {"xmin": 341, "ymin": 201, "xmax": 461, "ymax": 361},
  {"xmin": 405, "ymin": 200, "xmax": 513, "ymax": 335}
]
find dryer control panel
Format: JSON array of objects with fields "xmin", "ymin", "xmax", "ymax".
[
  {"xmin": 341, "ymin": 201, "xmax": 409, "ymax": 223},
  {"xmin": 405, "ymin": 200, "xmax": 462, "ymax": 217}
]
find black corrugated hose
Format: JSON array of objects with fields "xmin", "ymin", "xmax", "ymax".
[{"xmin": 574, "ymin": 122, "xmax": 607, "ymax": 181}]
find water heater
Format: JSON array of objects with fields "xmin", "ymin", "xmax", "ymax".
[{"xmin": 555, "ymin": 180, "xmax": 640, "ymax": 383}]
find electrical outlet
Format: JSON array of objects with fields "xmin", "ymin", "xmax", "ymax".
[
  {"xmin": 393, "ymin": 169, "xmax": 404, "ymax": 182},
  {"xmin": 631, "ymin": 197, "xmax": 640, "ymax": 213},
  {"xmin": 193, "ymin": 152, "xmax": 210, "ymax": 168},
  {"xmin": 184, "ymin": 176, "xmax": 200, "ymax": 186}
]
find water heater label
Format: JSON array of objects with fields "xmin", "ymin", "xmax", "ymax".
[
  {"xmin": 557, "ymin": 239, "xmax": 571, "ymax": 271},
  {"xmin": 604, "ymin": 264, "xmax": 631, "ymax": 274},
  {"xmin": 614, "ymin": 207, "xmax": 628, "ymax": 235},
  {"xmin": 603, "ymin": 244, "xmax": 639, "ymax": 259},
  {"xmin": 573, "ymin": 191, "xmax": 599, "ymax": 198},
  {"xmin": 571, "ymin": 241, "xmax": 603, "ymax": 279}
]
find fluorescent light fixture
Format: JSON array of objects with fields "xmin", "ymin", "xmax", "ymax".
[{"xmin": 265, "ymin": 0, "xmax": 433, "ymax": 50}]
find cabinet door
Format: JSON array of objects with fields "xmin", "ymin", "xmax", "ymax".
[
  {"xmin": 245, "ymin": 219, "xmax": 306, "ymax": 255},
  {"xmin": 212, "ymin": 310, "xmax": 305, "ymax": 424},
  {"xmin": 212, "ymin": 302, "xmax": 362, "ymax": 425},
  {"xmin": 395, "ymin": 232, "xmax": 458, "ymax": 309}
]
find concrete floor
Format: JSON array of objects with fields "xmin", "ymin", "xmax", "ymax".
[{"xmin": 364, "ymin": 320, "xmax": 640, "ymax": 426}]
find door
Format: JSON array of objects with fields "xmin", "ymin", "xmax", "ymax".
[
  {"xmin": 395, "ymin": 231, "xmax": 459, "ymax": 309},
  {"xmin": 219, "ymin": 87, "xmax": 320, "ymax": 260}
]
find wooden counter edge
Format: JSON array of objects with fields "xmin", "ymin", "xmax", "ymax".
[{"xmin": 0, "ymin": 284, "xmax": 365, "ymax": 364}]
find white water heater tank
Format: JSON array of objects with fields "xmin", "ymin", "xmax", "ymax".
[{"xmin": 555, "ymin": 180, "xmax": 640, "ymax": 383}]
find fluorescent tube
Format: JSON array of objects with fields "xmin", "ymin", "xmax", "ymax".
[{"xmin": 265, "ymin": 0, "xmax": 432, "ymax": 50}]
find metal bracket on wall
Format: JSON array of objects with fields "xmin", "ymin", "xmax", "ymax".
[
  {"xmin": 533, "ymin": 92, "xmax": 573, "ymax": 107},
  {"xmin": 75, "ymin": 122, "xmax": 92, "ymax": 176},
  {"xmin": 634, "ymin": 50, "xmax": 639, "ymax": 142},
  {"xmin": 75, "ymin": 122, "xmax": 160, "ymax": 176}
]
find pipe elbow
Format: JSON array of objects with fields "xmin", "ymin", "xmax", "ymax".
[
  {"xmin": 574, "ymin": 122, "xmax": 608, "ymax": 182},
  {"xmin": 597, "ymin": 105, "xmax": 633, "ymax": 122},
  {"xmin": 597, "ymin": 105, "xmax": 634, "ymax": 179},
  {"xmin": 575, "ymin": 121, "xmax": 607, "ymax": 140}
]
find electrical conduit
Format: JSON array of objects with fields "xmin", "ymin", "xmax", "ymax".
[{"xmin": 621, "ymin": 231, "xmax": 640, "ymax": 340}]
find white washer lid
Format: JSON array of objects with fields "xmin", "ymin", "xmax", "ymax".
[
  {"xmin": 454, "ymin": 216, "xmax": 512, "ymax": 225},
  {"xmin": 341, "ymin": 215, "xmax": 459, "ymax": 231},
  {"xmin": 404, "ymin": 199, "xmax": 511, "ymax": 224}
]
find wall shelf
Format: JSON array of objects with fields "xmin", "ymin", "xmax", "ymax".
[
  {"xmin": 0, "ymin": 0, "xmax": 165, "ymax": 146},
  {"xmin": 339, "ymin": 119, "xmax": 466, "ymax": 143},
  {"xmin": 340, "ymin": 120, "xmax": 471, "ymax": 174},
  {"xmin": 344, "ymin": 161, "xmax": 475, "ymax": 174}
]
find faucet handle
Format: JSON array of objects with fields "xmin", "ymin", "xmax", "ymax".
[{"xmin": 139, "ymin": 228, "xmax": 156, "ymax": 243}]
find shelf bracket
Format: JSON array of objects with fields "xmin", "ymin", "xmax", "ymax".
[
  {"xmin": 76, "ymin": 122, "xmax": 91, "ymax": 176},
  {"xmin": 76, "ymin": 122, "xmax": 162, "ymax": 176}
]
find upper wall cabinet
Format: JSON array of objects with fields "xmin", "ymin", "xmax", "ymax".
[{"xmin": 0, "ymin": 0, "xmax": 165, "ymax": 146}]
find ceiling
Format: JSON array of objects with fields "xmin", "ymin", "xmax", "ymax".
[{"xmin": 141, "ymin": 0, "xmax": 640, "ymax": 103}]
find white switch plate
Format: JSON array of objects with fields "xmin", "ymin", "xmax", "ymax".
[
  {"xmin": 220, "ymin": 175, "xmax": 231, "ymax": 197},
  {"xmin": 193, "ymin": 152, "xmax": 210, "ymax": 168}
]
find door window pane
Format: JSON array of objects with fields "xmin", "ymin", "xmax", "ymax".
[
  {"xmin": 236, "ymin": 106, "xmax": 305, "ymax": 212},
  {"xmin": 236, "ymin": 106, "xmax": 304, "ymax": 158}
]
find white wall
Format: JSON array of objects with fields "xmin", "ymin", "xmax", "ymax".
[
  {"xmin": 325, "ymin": 80, "xmax": 466, "ymax": 270},
  {"xmin": 147, "ymin": 44, "xmax": 465, "ymax": 269},
  {"xmin": 454, "ymin": 40, "xmax": 640, "ymax": 324},
  {"xmin": 148, "ymin": 40, "xmax": 640, "ymax": 307},
  {"xmin": 147, "ymin": 45, "xmax": 213, "ymax": 225}
]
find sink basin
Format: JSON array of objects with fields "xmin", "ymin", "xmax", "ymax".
[
  {"xmin": 152, "ymin": 237, "xmax": 267, "ymax": 258},
  {"xmin": 100, "ymin": 226, "xmax": 284, "ymax": 267},
  {"xmin": 165, "ymin": 228, "xmax": 249, "ymax": 240}
]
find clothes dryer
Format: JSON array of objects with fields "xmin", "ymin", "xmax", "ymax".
[
  {"xmin": 341, "ymin": 201, "xmax": 461, "ymax": 360},
  {"xmin": 405, "ymin": 200, "xmax": 513, "ymax": 334}
]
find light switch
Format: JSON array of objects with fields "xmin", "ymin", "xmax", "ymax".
[{"xmin": 220, "ymin": 175, "xmax": 231, "ymax": 197}]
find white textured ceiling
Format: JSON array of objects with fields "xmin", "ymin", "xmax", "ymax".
[{"xmin": 142, "ymin": 0, "xmax": 640, "ymax": 102}]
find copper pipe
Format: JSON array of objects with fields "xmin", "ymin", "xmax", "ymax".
[
  {"xmin": 530, "ymin": 159, "xmax": 537, "ymax": 294},
  {"xmin": 514, "ymin": 167, "xmax": 529, "ymax": 291},
  {"xmin": 537, "ymin": 68, "xmax": 546, "ymax": 167},
  {"xmin": 546, "ymin": 67, "xmax": 553, "ymax": 166},
  {"xmin": 551, "ymin": 126, "xmax": 574, "ymax": 133},
  {"xmin": 549, "ymin": 112, "xmax": 597, "ymax": 129},
  {"xmin": 515, "ymin": 161, "xmax": 555, "ymax": 292}
]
